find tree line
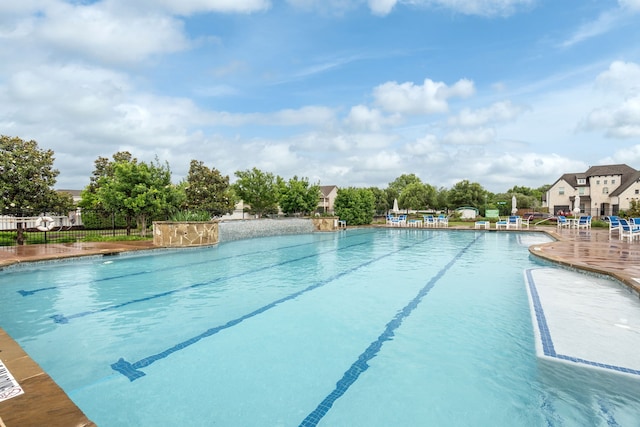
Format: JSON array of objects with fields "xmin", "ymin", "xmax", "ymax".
[{"xmin": 1, "ymin": 135, "xmax": 551, "ymax": 244}]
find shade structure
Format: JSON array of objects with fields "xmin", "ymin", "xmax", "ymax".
[
  {"xmin": 511, "ymin": 195, "xmax": 517, "ymax": 215},
  {"xmin": 574, "ymin": 194, "xmax": 581, "ymax": 215},
  {"xmin": 392, "ymin": 198, "xmax": 399, "ymax": 213}
]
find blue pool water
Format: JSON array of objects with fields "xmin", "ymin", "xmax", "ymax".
[{"xmin": 1, "ymin": 229, "xmax": 639, "ymax": 426}]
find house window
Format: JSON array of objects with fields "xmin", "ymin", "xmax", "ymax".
[
  {"xmin": 577, "ymin": 178, "xmax": 585, "ymax": 185},
  {"xmin": 612, "ymin": 179, "xmax": 616, "ymax": 184},
  {"xmin": 578, "ymin": 188, "xmax": 585, "ymax": 195},
  {"xmin": 596, "ymin": 180, "xmax": 600, "ymax": 185},
  {"xmin": 603, "ymin": 187, "xmax": 609, "ymax": 194},
  {"xmin": 558, "ymin": 187, "xmax": 564, "ymax": 195},
  {"xmin": 604, "ymin": 180, "xmax": 608, "ymax": 185},
  {"xmin": 636, "ymin": 189, "xmax": 639, "ymax": 195}
]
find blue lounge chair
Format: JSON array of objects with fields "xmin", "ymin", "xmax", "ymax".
[
  {"xmin": 506, "ymin": 215, "xmax": 521, "ymax": 229},
  {"xmin": 556, "ymin": 215, "xmax": 569, "ymax": 229},
  {"xmin": 496, "ymin": 217, "xmax": 507, "ymax": 230},
  {"xmin": 619, "ymin": 219, "xmax": 640, "ymax": 242},
  {"xmin": 423, "ymin": 215, "xmax": 436, "ymax": 228},
  {"xmin": 577, "ymin": 216, "xmax": 591, "ymax": 229},
  {"xmin": 608, "ymin": 216, "xmax": 620, "ymax": 236}
]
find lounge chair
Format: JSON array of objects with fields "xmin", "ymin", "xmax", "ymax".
[
  {"xmin": 506, "ymin": 215, "xmax": 521, "ymax": 229},
  {"xmin": 520, "ymin": 215, "xmax": 530, "ymax": 229},
  {"xmin": 608, "ymin": 216, "xmax": 620, "ymax": 237},
  {"xmin": 577, "ymin": 216, "xmax": 591, "ymax": 229},
  {"xmin": 437, "ymin": 214, "xmax": 448, "ymax": 228},
  {"xmin": 496, "ymin": 217, "xmax": 507, "ymax": 230},
  {"xmin": 619, "ymin": 219, "xmax": 640, "ymax": 242},
  {"xmin": 556, "ymin": 215, "xmax": 569, "ymax": 229},
  {"xmin": 423, "ymin": 215, "xmax": 436, "ymax": 228}
]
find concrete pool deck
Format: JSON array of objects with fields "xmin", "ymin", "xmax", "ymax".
[{"xmin": 0, "ymin": 226, "xmax": 639, "ymax": 425}]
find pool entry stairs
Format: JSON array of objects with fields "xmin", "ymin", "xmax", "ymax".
[{"xmin": 525, "ymin": 267, "xmax": 640, "ymax": 378}]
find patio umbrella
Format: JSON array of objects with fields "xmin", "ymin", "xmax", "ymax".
[
  {"xmin": 511, "ymin": 195, "xmax": 517, "ymax": 215},
  {"xmin": 574, "ymin": 194, "xmax": 581, "ymax": 216},
  {"xmin": 392, "ymin": 198, "xmax": 399, "ymax": 213}
]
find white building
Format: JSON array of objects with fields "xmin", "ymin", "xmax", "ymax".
[{"xmin": 545, "ymin": 164, "xmax": 640, "ymax": 217}]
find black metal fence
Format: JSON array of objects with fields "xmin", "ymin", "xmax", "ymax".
[{"xmin": 0, "ymin": 209, "xmax": 149, "ymax": 246}]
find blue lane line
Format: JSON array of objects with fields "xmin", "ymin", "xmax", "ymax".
[
  {"xmin": 18, "ymin": 230, "xmax": 376, "ymax": 297},
  {"xmin": 525, "ymin": 269, "xmax": 556, "ymax": 357},
  {"xmin": 111, "ymin": 235, "xmax": 435, "ymax": 381},
  {"xmin": 51, "ymin": 239, "xmax": 373, "ymax": 324},
  {"xmin": 298, "ymin": 235, "xmax": 479, "ymax": 427}
]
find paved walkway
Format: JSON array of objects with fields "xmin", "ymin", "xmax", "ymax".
[{"xmin": 1, "ymin": 225, "xmax": 639, "ymax": 426}]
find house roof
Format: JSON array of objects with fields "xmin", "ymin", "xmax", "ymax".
[
  {"xmin": 583, "ymin": 164, "xmax": 637, "ymax": 178},
  {"xmin": 611, "ymin": 170, "xmax": 640, "ymax": 196},
  {"xmin": 550, "ymin": 164, "xmax": 639, "ymax": 194},
  {"xmin": 319, "ymin": 185, "xmax": 337, "ymax": 197}
]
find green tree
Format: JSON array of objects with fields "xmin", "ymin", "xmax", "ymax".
[
  {"xmin": 447, "ymin": 180, "xmax": 487, "ymax": 210},
  {"xmin": 435, "ymin": 187, "xmax": 450, "ymax": 211},
  {"xmin": 334, "ymin": 187, "xmax": 375, "ymax": 225},
  {"xmin": 627, "ymin": 199, "xmax": 640, "ymax": 217},
  {"xmin": 368, "ymin": 186, "xmax": 389, "ymax": 214},
  {"xmin": 79, "ymin": 151, "xmax": 136, "ymax": 210},
  {"xmin": 387, "ymin": 173, "xmax": 422, "ymax": 208},
  {"xmin": 233, "ymin": 167, "xmax": 280, "ymax": 217},
  {"xmin": 398, "ymin": 182, "xmax": 437, "ymax": 211},
  {"xmin": 0, "ymin": 135, "xmax": 69, "ymax": 244},
  {"xmin": 94, "ymin": 157, "xmax": 180, "ymax": 235},
  {"xmin": 183, "ymin": 160, "xmax": 236, "ymax": 217},
  {"xmin": 278, "ymin": 176, "xmax": 320, "ymax": 216}
]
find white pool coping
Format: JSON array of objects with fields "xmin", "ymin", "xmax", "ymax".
[{"xmin": 525, "ymin": 267, "xmax": 640, "ymax": 379}]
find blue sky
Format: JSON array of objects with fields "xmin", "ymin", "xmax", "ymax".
[{"xmin": 1, "ymin": 0, "xmax": 640, "ymax": 193}]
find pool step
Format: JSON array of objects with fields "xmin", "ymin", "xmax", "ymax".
[{"xmin": 525, "ymin": 267, "xmax": 640, "ymax": 378}]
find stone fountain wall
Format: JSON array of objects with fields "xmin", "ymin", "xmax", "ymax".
[
  {"xmin": 153, "ymin": 217, "xmax": 342, "ymax": 247},
  {"xmin": 152, "ymin": 221, "xmax": 219, "ymax": 247}
]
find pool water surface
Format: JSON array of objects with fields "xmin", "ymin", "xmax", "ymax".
[{"xmin": 1, "ymin": 229, "xmax": 639, "ymax": 426}]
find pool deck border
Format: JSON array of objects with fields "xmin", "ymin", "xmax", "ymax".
[{"xmin": 1, "ymin": 225, "xmax": 639, "ymax": 425}]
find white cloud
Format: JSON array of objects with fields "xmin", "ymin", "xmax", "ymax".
[
  {"xmin": 580, "ymin": 61, "xmax": 640, "ymax": 138},
  {"xmin": 443, "ymin": 127, "xmax": 496, "ymax": 145},
  {"xmin": 351, "ymin": 150, "xmax": 403, "ymax": 172},
  {"xmin": 35, "ymin": 2, "xmax": 190, "ymax": 64},
  {"xmin": 582, "ymin": 94, "xmax": 640, "ymax": 138},
  {"xmin": 368, "ymin": 0, "xmax": 398, "ymax": 15},
  {"xmin": 560, "ymin": 1, "xmax": 639, "ymax": 48},
  {"xmin": 619, "ymin": 0, "xmax": 640, "ymax": 12},
  {"xmin": 373, "ymin": 78, "xmax": 475, "ymax": 115},
  {"xmin": 285, "ymin": 0, "xmax": 533, "ymax": 16},
  {"xmin": 423, "ymin": 0, "xmax": 535, "ymax": 17},
  {"xmin": 603, "ymin": 143, "xmax": 640, "ymax": 165},
  {"xmin": 344, "ymin": 105, "xmax": 402, "ymax": 131},
  {"xmin": 448, "ymin": 100, "xmax": 529, "ymax": 127},
  {"xmin": 595, "ymin": 61, "xmax": 640, "ymax": 94},
  {"xmin": 144, "ymin": 0, "xmax": 271, "ymax": 15},
  {"xmin": 404, "ymin": 134, "xmax": 439, "ymax": 155}
]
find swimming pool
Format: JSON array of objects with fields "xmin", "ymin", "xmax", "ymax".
[{"xmin": 1, "ymin": 229, "xmax": 639, "ymax": 426}]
